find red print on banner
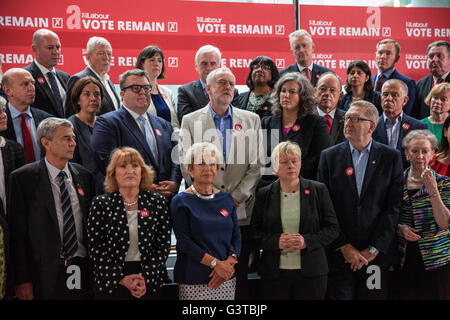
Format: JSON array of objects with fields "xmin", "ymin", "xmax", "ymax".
[
  {"xmin": 276, "ymin": 59, "xmax": 285, "ymax": 69},
  {"xmin": 168, "ymin": 22, "xmax": 178, "ymax": 32},
  {"xmin": 52, "ymin": 18, "xmax": 63, "ymax": 29},
  {"xmin": 58, "ymin": 55, "xmax": 64, "ymax": 65},
  {"xmin": 168, "ymin": 57, "xmax": 178, "ymax": 68},
  {"xmin": 382, "ymin": 27, "xmax": 391, "ymax": 37},
  {"xmin": 275, "ymin": 25, "xmax": 285, "ymax": 35},
  {"xmin": 220, "ymin": 209, "xmax": 229, "ymax": 217}
]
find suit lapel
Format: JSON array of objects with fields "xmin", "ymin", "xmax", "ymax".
[
  {"xmin": 147, "ymin": 114, "xmax": 164, "ymax": 172},
  {"xmin": 359, "ymin": 141, "xmax": 381, "ymax": 199},
  {"xmin": 4, "ymin": 106, "xmax": 17, "ymax": 141},
  {"xmin": 343, "ymin": 142, "xmax": 360, "ymax": 201},
  {"xmin": 330, "ymin": 111, "xmax": 344, "ymax": 144},
  {"xmin": 376, "ymin": 115, "xmax": 389, "ymax": 145},
  {"xmin": 270, "ymin": 182, "xmax": 283, "ymax": 232},
  {"xmin": 31, "ymin": 62, "xmax": 60, "ymax": 116},
  {"xmin": 397, "ymin": 115, "xmax": 409, "ymax": 150},
  {"xmin": 55, "ymin": 70, "xmax": 68, "ymax": 90},
  {"xmin": 37, "ymin": 160, "xmax": 60, "ymax": 236},
  {"xmin": 194, "ymin": 80, "xmax": 208, "ymax": 109}
]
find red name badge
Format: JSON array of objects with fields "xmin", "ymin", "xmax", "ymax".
[
  {"xmin": 155, "ymin": 129, "xmax": 162, "ymax": 136},
  {"xmin": 234, "ymin": 124, "xmax": 242, "ymax": 131},
  {"xmin": 220, "ymin": 209, "xmax": 229, "ymax": 217},
  {"xmin": 402, "ymin": 123, "xmax": 410, "ymax": 130},
  {"xmin": 345, "ymin": 167, "xmax": 354, "ymax": 176},
  {"xmin": 77, "ymin": 187, "xmax": 85, "ymax": 197},
  {"xmin": 37, "ymin": 77, "xmax": 45, "ymax": 84},
  {"xmin": 140, "ymin": 209, "xmax": 149, "ymax": 218},
  {"xmin": 292, "ymin": 124, "xmax": 301, "ymax": 132}
]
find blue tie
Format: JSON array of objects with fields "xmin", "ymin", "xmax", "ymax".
[
  {"xmin": 58, "ymin": 171, "xmax": 78, "ymax": 258},
  {"xmin": 47, "ymin": 72, "xmax": 64, "ymax": 117},
  {"xmin": 138, "ymin": 115, "xmax": 158, "ymax": 158}
]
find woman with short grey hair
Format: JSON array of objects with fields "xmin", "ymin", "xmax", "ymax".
[
  {"xmin": 260, "ymin": 72, "xmax": 330, "ymax": 186},
  {"xmin": 397, "ymin": 129, "xmax": 450, "ymax": 299}
]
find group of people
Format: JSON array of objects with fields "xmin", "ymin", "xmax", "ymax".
[{"xmin": 0, "ymin": 27, "xmax": 448, "ymax": 300}]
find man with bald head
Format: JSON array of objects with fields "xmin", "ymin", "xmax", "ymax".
[
  {"xmin": 0, "ymin": 68, "xmax": 51, "ymax": 163},
  {"xmin": 24, "ymin": 29, "xmax": 70, "ymax": 118},
  {"xmin": 315, "ymin": 72, "xmax": 346, "ymax": 145}
]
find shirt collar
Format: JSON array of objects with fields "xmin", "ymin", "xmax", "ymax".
[
  {"xmin": 297, "ymin": 62, "xmax": 313, "ymax": 72},
  {"xmin": 34, "ymin": 59, "xmax": 55, "ymax": 75},
  {"xmin": 45, "ymin": 157, "xmax": 70, "ymax": 181},
  {"xmin": 122, "ymin": 104, "xmax": 147, "ymax": 121},
  {"xmin": 378, "ymin": 68, "xmax": 395, "ymax": 79},
  {"xmin": 88, "ymin": 65, "xmax": 109, "ymax": 82},
  {"xmin": 382, "ymin": 111, "xmax": 403, "ymax": 125},
  {"xmin": 199, "ymin": 78, "xmax": 207, "ymax": 90},
  {"xmin": 0, "ymin": 137, "xmax": 5, "ymax": 148},
  {"xmin": 209, "ymin": 104, "xmax": 232, "ymax": 120},
  {"xmin": 317, "ymin": 107, "xmax": 336, "ymax": 119},
  {"xmin": 349, "ymin": 139, "xmax": 373, "ymax": 155},
  {"xmin": 434, "ymin": 71, "xmax": 449, "ymax": 82},
  {"xmin": 8, "ymin": 102, "xmax": 32, "ymax": 119}
]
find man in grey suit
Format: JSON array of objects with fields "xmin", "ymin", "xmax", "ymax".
[
  {"xmin": 24, "ymin": 29, "xmax": 70, "ymax": 118},
  {"xmin": 279, "ymin": 29, "xmax": 333, "ymax": 87},
  {"xmin": 315, "ymin": 72, "xmax": 346, "ymax": 145},
  {"xmin": 65, "ymin": 36, "xmax": 121, "ymax": 117},
  {"xmin": 179, "ymin": 67, "xmax": 262, "ymax": 299},
  {"xmin": 177, "ymin": 45, "xmax": 239, "ymax": 122}
]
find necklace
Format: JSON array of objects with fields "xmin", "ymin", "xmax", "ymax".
[
  {"xmin": 191, "ymin": 184, "xmax": 215, "ymax": 200},
  {"xmin": 407, "ymin": 171, "xmax": 422, "ymax": 184},
  {"xmin": 123, "ymin": 199, "xmax": 138, "ymax": 207}
]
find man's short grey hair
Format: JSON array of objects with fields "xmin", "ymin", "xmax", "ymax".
[
  {"xmin": 0, "ymin": 96, "xmax": 6, "ymax": 108},
  {"xmin": 37, "ymin": 117, "xmax": 73, "ymax": 152},
  {"xmin": 206, "ymin": 67, "xmax": 235, "ymax": 86},
  {"xmin": 427, "ymin": 40, "xmax": 450, "ymax": 56},
  {"xmin": 402, "ymin": 129, "xmax": 438, "ymax": 151},
  {"xmin": 349, "ymin": 100, "xmax": 379, "ymax": 125},
  {"xmin": 195, "ymin": 45, "xmax": 221, "ymax": 66},
  {"xmin": 317, "ymin": 71, "xmax": 343, "ymax": 90},
  {"xmin": 119, "ymin": 69, "xmax": 151, "ymax": 90},
  {"xmin": 87, "ymin": 36, "xmax": 112, "ymax": 55},
  {"xmin": 182, "ymin": 142, "xmax": 224, "ymax": 172},
  {"xmin": 289, "ymin": 29, "xmax": 313, "ymax": 48},
  {"xmin": 32, "ymin": 28, "xmax": 59, "ymax": 46},
  {"xmin": 382, "ymin": 79, "xmax": 408, "ymax": 96}
]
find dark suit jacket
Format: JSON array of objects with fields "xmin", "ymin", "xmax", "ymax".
[
  {"xmin": 340, "ymin": 91, "xmax": 382, "ymax": 115},
  {"xmin": 23, "ymin": 61, "xmax": 70, "ymax": 117},
  {"xmin": 176, "ymin": 79, "xmax": 239, "ymax": 122},
  {"xmin": 65, "ymin": 67, "xmax": 120, "ymax": 117},
  {"xmin": 279, "ymin": 63, "xmax": 333, "ymax": 87},
  {"xmin": 237, "ymin": 91, "xmax": 273, "ymax": 119},
  {"xmin": 372, "ymin": 69, "xmax": 416, "ymax": 115},
  {"xmin": 327, "ymin": 108, "xmax": 346, "ymax": 146},
  {"xmin": 1, "ymin": 105, "xmax": 52, "ymax": 144},
  {"xmin": 413, "ymin": 73, "xmax": 450, "ymax": 120},
  {"xmin": 260, "ymin": 114, "xmax": 331, "ymax": 185},
  {"xmin": 7, "ymin": 160, "xmax": 95, "ymax": 299},
  {"xmin": 92, "ymin": 106, "xmax": 182, "ymax": 192},
  {"xmin": 251, "ymin": 178, "xmax": 339, "ymax": 280},
  {"xmin": 317, "ymin": 140, "xmax": 403, "ymax": 272},
  {"xmin": 68, "ymin": 115, "xmax": 96, "ymax": 175},
  {"xmin": 373, "ymin": 113, "xmax": 428, "ymax": 170}
]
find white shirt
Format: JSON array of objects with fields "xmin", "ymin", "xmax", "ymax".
[
  {"xmin": 317, "ymin": 107, "xmax": 337, "ymax": 121},
  {"xmin": 45, "ymin": 158, "xmax": 87, "ymax": 258},
  {"xmin": 87, "ymin": 66, "xmax": 119, "ymax": 110},
  {"xmin": 124, "ymin": 209, "xmax": 141, "ymax": 262},
  {"xmin": 122, "ymin": 105, "xmax": 158, "ymax": 146},
  {"xmin": 296, "ymin": 62, "xmax": 313, "ymax": 74},
  {"xmin": 34, "ymin": 59, "xmax": 67, "ymax": 108},
  {"xmin": 434, "ymin": 71, "xmax": 450, "ymax": 85},
  {"xmin": 0, "ymin": 137, "xmax": 5, "ymax": 215}
]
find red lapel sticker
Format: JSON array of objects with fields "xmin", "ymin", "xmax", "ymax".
[
  {"xmin": 220, "ymin": 209, "xmax": 229, "ymax": 217},
  {"xmin": 402, "ymin": 123, "xmax": 410, "ymax": 130},
  {"xmin": 304, "ymin": 189, "xmax": 310, "ymax": 195},
  {"xmin": 293, "ymin": 124, "xmax": 301, "ymax": 132},
  {"xmin": 345, "ymin": 167, "xmax": 354, "ymax": 176},
  {"xmin": 316, "ymin": 74, "xmax": 320, "ymax": 79},
  {"xmin": 37, "ymin": 77, "xmax": 45, "ymax": 84},
  {"xmin": 263, "ymin": 106, "xmax": 268, "ymax": 111},
  {"xmin": 155, "ymin": 129, "xmax": 162, "ymax": 136},
  {"xmin": 77, "ymin": 187, "xmax": 85, "ymax": 197},
  {"xmin": 140, "ymin": 209, "xmax": 149, "ymax": 218},
  {"xmin": 234, "ymin": 124, "xmax": 242, "ymax": 131}
]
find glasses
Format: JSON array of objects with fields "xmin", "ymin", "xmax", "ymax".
[
  {"xmin": 253, "ymin": 64, "xmax": 271, "ymax": 71},
  {"xmin": 121, "ymin": 84, "xmax": 152, "ymax": 93},
  {"xmin": 344, "ymin": 116, "xmax": 372, "ymax": 123}
]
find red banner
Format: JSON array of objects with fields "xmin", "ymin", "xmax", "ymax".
[
  {"xmin": 0, "ymin": 0, "xmax": 294, "ymax": 85},
  {"xmin": 299, "ymin": 5, "xmax": 450, "ymax": 82}
]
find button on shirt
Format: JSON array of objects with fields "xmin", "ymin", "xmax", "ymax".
[
  {"xmin": 8, "ymin": 103, "xmax": 41, "ymax": 161},
  {"xmin": 210, "ymin": 105, "xmax": 232, "ymax": 163},
  {"xmin": 383, "ymin": 112, "xmax": 403, "ymax": 148},
  {"xmin": 349, "ymin": 140, "xmax": 372, "ymax": 196},
  {"xmin": 45, "ymin": 158, "xmax": 87, "ymax": 258}
]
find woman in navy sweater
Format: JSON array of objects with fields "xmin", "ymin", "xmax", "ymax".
[{"xmin": 171, "ymin": 142, "xmax": 241, "ymax": 300}]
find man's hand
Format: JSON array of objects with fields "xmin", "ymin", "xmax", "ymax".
[
  {"xmin": 15, "ymin": 282, "xmax": 33, "ymax": 300},
  {"xmin": 340, "ymin": 244, "xmax": 368, "ymax": 272}
]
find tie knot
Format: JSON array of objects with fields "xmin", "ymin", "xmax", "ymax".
[
  {"xmin": 57, "ymin": 171, "xmax": 66, "ymax": 182},
  {"xmin": 138, "ymin": 115, "xmax": 146, "ymax": 122},
  {"xmin": 47, "ymin": 71, "xmax": 55, "ymax": 79},
  {"xmin": 324, "ymin": 114, "xmax": 330, "ymax": 120},
  {"xmin": 20, "ymin": 113, "xmax": 27, "ymax": 120}
]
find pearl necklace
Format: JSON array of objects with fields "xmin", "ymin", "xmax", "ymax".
[
  {"xmin": 123, "ymin": 199, "xmax": 138, "ymax": 207},
  {"xmin": 191, "ymin": 185, "xmax": 215, "ymax": 200}
]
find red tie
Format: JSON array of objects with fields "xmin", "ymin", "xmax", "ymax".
[
  {"xmin": 303, "ymin": 68, "xmax": 311, "ymax": 81},
  {"xmin": 20, "ymin": 113, "xmax": 36, "ymax": 163},
  {"xmin": 324, "ymin": 114, "xmax": 332, "ymax": 134},
  {"xmin": 375, "ymin": 74, "xmax": 384, "ymax": 92},
  {"xmin": 431, "ymin": 77, "xmax": 444, "ymax": 89}
]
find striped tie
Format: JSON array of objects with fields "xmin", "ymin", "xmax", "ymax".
[{"xmin": 58, "ymin": 171, "xmax": 78, "ymax": 258}]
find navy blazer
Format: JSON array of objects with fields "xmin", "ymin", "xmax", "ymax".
[
  {"xmin": 413, "ymin": 73, "xmax": 450, "ymax": 120},
  {"xmin": 7, "ymin": 160, "xmax": 94, "ymax": 299},
  {"xmin": 327, "ymin": 108, "xmax": 346, "ymax": 146},
  {"xmin": 279, "ymin": 63, "xmax": 333, "ymax": 87},
  {"xmin": 65, "ymin": 67, "xmax": 121, "ymax": 117},
  {"xmin": 372, "ymin": 69, "xmax": 416, "ymax": 115},
  {"xmin": 23, "ymin": 61, "xmax": 70, "ymax": 118},
  {"xmin": 251, "ymin": 178, "xmax": 339, "ymax": 280},
  {"xmin": 92, "ymin": 106, "xmax": 182, "ymax": 192},
  {"xmin": 373, "ymin": 113, "xmax": 428, "ymax": 170},
  {"xmin": 317, "ymin": 140, "xmax": 403, "ymax": 271},
  {"xmin": 340, "ymin": 91, "xmax": 382, "ymax": 115},
  {"xmin": 177, "ymin": 79, "xmax": 239, "ymax": 123}
]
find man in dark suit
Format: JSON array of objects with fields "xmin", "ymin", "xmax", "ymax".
[
  {"xmin": 23, "ymin": 29, "xmax": 70, "ymax": 118},
  {"xmin": 177, "ymin": 45, "xmax": 239, "ymax": 122},
  {"xmin": 373, "ymin": 79, "xmax": 427, "ymax": 170},
  {"xmin": 318, "ymin": 100, "xmax": 403, "ymax": 300},
  {"xmin": 413, "ymin": 40, "xmax": 450, "ymax": 120},
  {"xmin": 92, "ymin": 68, "xmax": 181, "ymax": 195},
  {"xmin": 8, "ymin": 117, "xmax": 95, "ymax": 299},
  {"xmin": 279, "ymin": 29, "xmax": 333, "ymax": 87},
  {"xmin": 372, "ymin": 39, "xmax": 416, "ymax": 115},
  {"xmin": 65, "ymin": 36, "xmax": 120, "ymax": 117},
  {"xmin": 0, "ymin": 68, "xmax": 51, "ymax": 163},
  {"xmin": 315, "ymin": 72, "xmax": 346, "ymax": 145}
]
